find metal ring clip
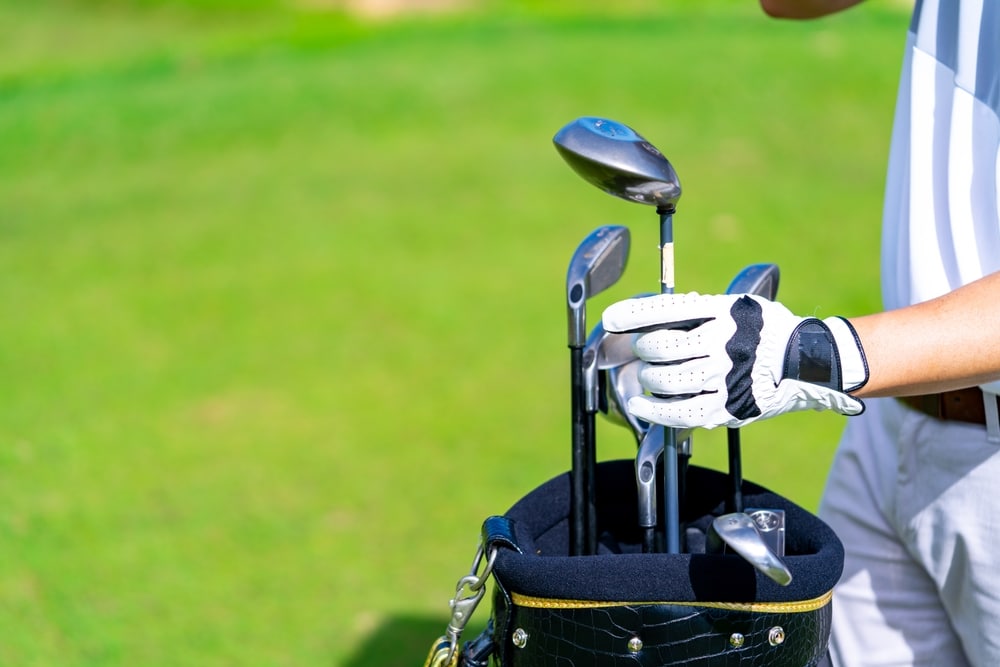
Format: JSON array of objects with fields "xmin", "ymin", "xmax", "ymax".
[{"xmin": 440, "ymin": 543, "xmax": 498, "ymax": 664}]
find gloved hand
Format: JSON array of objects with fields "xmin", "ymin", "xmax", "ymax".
[{"xmin": 601, "ymin": 292, "xmax": 869, "ymax": 429}]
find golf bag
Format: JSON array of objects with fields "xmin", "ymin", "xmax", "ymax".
[{"xmin": 425, "ymin": 460, "xmax": 843, "ymax": 667}]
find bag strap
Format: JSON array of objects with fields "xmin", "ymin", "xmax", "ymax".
[{"xmin": 482, "ymin": 514, "xmax": 521, "ymax": 554}]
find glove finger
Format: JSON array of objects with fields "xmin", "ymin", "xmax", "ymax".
[
  {"xmin": 630, "ymin": 328, "xmax": 700, "ymax": 363},
  {"xmin": 602, "ymin": 292, "xmax": 726, "ymax": 333},
  {"xmin": 638, "ymin": 361, "xmax": 721, "ymax": 396},
  {"xmin": 626, "ymin": 393, "xmax": 729, "ymax": 430},
  {"xmin": 631, "ymin": 313, "xmax": 735, "ymax": 362}
]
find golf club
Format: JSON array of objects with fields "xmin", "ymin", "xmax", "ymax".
[
  {"xmin": 581, "ymin": 322, "xmax": 635, "ymax": 552},
  {"xmin": 555, "ymin": 116, "xmax": 683, "ymax": 553},
  {"xmin": 724, "ymin": 263, "xmax": 780, "ymax": 513},
  {"xmin": 566, "ymin": 224, "xmax": 630, "ymax": 556},
  {"xmin": 706, "ymin": 513, "xmax": 793, "ymax": 586}
]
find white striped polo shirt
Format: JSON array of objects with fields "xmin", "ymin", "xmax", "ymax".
[{"xmin": 882, "ymin": 0, "xmax": 1000, "ymax": 313}]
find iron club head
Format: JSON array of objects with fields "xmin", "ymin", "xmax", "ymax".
[
  {"xmin": 566, "ymin": 225, "xmax": 631, "ymax": 348},
  {"xmin": 706, "ymin": 513, "xmax": 793, "ymax": 586},
  {"xmin": 587, "ymin": 325, "xmax": 635, "ymax": 371},
  {"xmin": 603, "ymin": 358, "xmax": 649, "ymax": 443},
  {"xmin": 583, "ymin": 323, "xmax": 637, "ymax": 414}
]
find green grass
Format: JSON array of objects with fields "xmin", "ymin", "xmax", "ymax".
[{"xmin": 0, "ymin": 1, "xmax": 907, "ymax": 664}]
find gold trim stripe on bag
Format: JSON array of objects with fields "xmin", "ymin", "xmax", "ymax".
[{"xmin": 510, "ymin": 589, "xmax": 832, "ymax": 615}]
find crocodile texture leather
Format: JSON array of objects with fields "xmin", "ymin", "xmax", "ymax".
[{"xmin": 491, "ymin": 591, "xmax": 831, "ymax": 666}]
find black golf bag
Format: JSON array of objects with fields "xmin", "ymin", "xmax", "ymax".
[{"xmin": 425, "ymin": 460, "xmax": 843, "ymax": 667}]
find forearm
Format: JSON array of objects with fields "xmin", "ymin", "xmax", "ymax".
[
  {"xmin": 849, "ymin": 271, "xmax": 1000, "ymax": 397},
  {"xmin": 759, "ymin": 0, "xmax": 865, "ymax": 19}
]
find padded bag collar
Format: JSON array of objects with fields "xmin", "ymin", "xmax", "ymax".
[{"xmin": 488, "ymin": 460, "xmax": 844, "ymax": 605}]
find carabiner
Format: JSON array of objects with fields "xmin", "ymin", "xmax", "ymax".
[{"xmin": 440, "ymin": 543, "xmax": 498, "ymax": 665}]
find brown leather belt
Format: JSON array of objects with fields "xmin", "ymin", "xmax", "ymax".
[{"xmin": 900, "ymin": 387, "xmax": 998, "ymax": 426}]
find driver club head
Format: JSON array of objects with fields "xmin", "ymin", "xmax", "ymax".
[
  {"xmin": 566, "ymin": 225, "xmax": 631, "ymax": 348},
  {"xmin": 706, "ymin": 513, "xmax": 793, "ymax": 586},
  {"xmin": 553, "ymin": 117, "xmax": 681, "ymax": 210}
]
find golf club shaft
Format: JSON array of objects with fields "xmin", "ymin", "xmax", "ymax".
[
  {"xmin": 585, "ymin": 407, "xmax": 597, "ymax": 555},
  {"xmin": 678, "ymin": 436, "xmax": 691, "ymax": 542},
  {"xmin": 570, "ymin": 345, "xmax": 588, "ymax": 556},
  {"xmin": 644, "ymin": 528, "xmax": 658, "ymax": 553},
  {"xmin": 727, "ymin": 427, "xmax": 744, "ymax": 514},
  {"xmin": 582, "ymin": 338, "xmax": 603, "ymax": 557},
  {"xmin": 659, "ymin": 206, "xmax": 681, "ymax": 554}
]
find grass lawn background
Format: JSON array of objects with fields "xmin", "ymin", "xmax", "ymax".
[{"xmin": 1, "ymin": 1, "xmax": 907, "ymax": 664}]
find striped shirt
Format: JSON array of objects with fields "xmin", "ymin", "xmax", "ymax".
[{"xmin": 881, "ymin": 0, "xmax": 1000, "ymax": 312}]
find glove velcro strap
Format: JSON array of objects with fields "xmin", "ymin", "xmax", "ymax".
[
  {"xmin": 824, "ymin": 316, "xmax": 869, "ymax": 393},
  {"xmin": 783, "ymin": 319, "xmax": 842, "ymax": 390}
]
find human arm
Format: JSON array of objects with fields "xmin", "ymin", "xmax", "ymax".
[
  {"xmin": 850, "ymin": 271, "xmax": 1000, "ymax": 397},
  {"xmin": 759, "ymin": 0, "xmax": 865, "ymax": 19}
]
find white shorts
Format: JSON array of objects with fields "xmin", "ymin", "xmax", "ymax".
[{"xmin": 819, "ymin": 397, "xmax": 1000, "ymax": 667}]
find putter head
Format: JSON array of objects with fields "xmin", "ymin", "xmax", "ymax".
[
  {"xmin": 554, "ymin": 117, "xmax": 681, "ymax": 210},
  {"xmin": 726, "ymin": 263, "xmax": 780, "ymax": 301},
  {"xmin": 706, "ymin": 513, "xmax": 793, "ymax": 586},
  {"xmin": 566, "ymin": 225, "xmax": 631, "ymax": 348}
]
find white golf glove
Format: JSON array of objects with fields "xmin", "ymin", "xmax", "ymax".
[{"xmin": 601, "ymin": 292, "xmax": 869, "ymax": 429}]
